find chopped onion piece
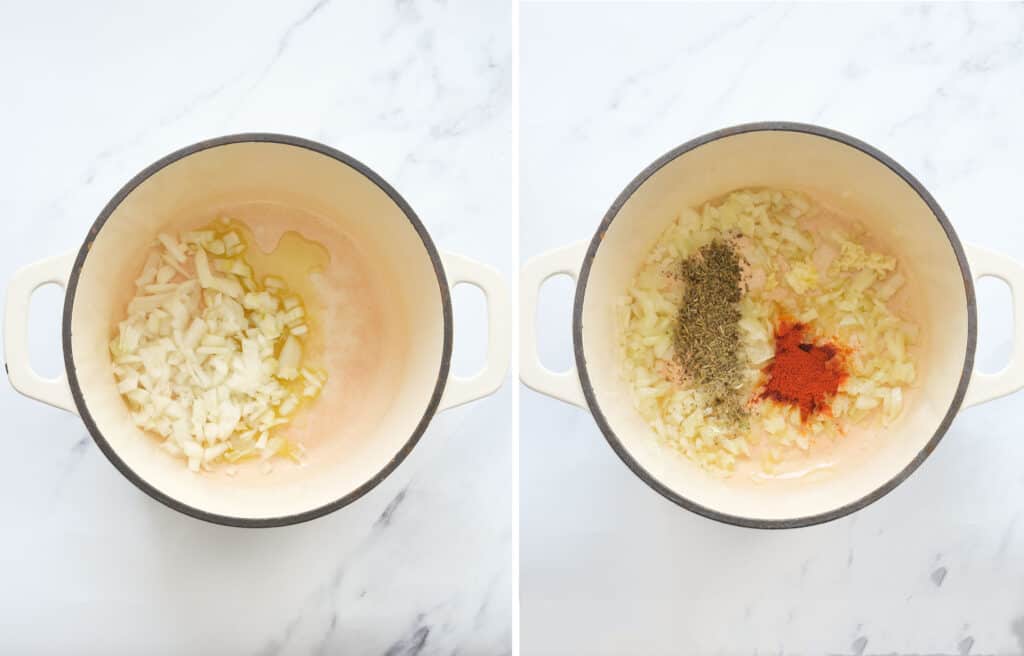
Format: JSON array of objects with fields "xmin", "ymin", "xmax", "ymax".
[
  {"xmin": 135, "ymin": 253, "xmax": 161, "ymax": 287},
  {"xmin": 158, "ymin": 233, "xmax": 188, "ymax": 263},
  {"xmin": 279, "ymin": 395, "xmax": 298, "ymax": 415},
  {"xmin": 277, "ymin": 336, "xmax": 301, "ymax": 380},
  {"xmin": 300, "ymin": 368, "xmax": 322, "ymax": 388}
]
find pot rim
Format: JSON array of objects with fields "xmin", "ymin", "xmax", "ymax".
[
  {"xmin": 62, "ymin": 133, "xmax": 453, "ymax": 528},
  {"xmin": 572, "ymin": 121, "xmax": 977, "ymax": 529}
]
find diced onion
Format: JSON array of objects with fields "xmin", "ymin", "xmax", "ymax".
[{"xmin": 111, "ymin": 222, "xmax": 327, "ymax": 472}]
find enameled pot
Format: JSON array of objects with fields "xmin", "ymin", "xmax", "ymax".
[
  {"xmin": 521, "ymin": 122, "xmax": 1024, "ymax": 529},
  {"xmin": 5, "ymin": 134, "xmax": 510, "ymax": 527}
]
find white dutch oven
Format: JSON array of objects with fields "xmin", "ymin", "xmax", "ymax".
[
  {"xmin": 522, "ymin": 122, "xmax": 1024, "ymax": 528},
  {"xmin": 5, "ymin": 134, "xmax": 510, "ymax": 527}
]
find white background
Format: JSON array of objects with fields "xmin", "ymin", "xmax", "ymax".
[
  {"xmin": 521, "ymin": 3, "xmax": 1024, "ymax": 655},
  {"xmin": 0, "ymin": 1, "xmax": 513, "ymax": 654}
]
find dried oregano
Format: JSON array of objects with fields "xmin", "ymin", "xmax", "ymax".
[{"xmin": 672, "ymin": 238, "xmax": 748, "ymax": 425}]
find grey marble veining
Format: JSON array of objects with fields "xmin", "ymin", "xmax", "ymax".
[
  {"xmin": 0, "ymin": 1, "xmax": 513, "ymax": 654},
  {"xmin": 521, "ymin": 3, "xmax": 1024, "ymax": 655}
]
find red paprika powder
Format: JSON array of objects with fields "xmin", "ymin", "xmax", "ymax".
[{"xmin": 759, "ymin": 320, "xmax": 847, "ymax": 421}]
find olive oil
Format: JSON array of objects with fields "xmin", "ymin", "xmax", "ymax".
[{"xmin": 217, "ymin": 217, "xmax": 331, "ymax": 361}]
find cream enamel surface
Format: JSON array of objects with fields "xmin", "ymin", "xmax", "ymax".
[
  {"xmin": 70, "ymin": 141, "xmax": 445, "ymax": 519},
  {"xmin": 580, "ymin": 129, "xmax": 969, "ymax": 522}
]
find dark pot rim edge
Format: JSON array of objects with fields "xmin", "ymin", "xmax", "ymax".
[
  {"xmin": 572, "ymin": 121, "xmax": 976, "ymax": 530},
  {"xmin": 62, "ymin": 132, "xmax": 453, "ymax": 528}
]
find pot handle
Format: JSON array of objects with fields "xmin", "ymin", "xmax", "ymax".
[
  {"xmin": 519, "ymin": 241, "xmax": 588, "ymax": 408},
  {"xmin": 4, "ymin": 251, "xmax": 78, "ymax": 414},
  {"xmin": 438, "ymin": 253, "xmax": 511, "ymax": 410},
  {"xmin": 963, "ymin": 243, "xmax": 1024, "ymax": 408}
]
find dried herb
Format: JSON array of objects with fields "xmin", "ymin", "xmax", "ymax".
[{"xmin": 673, "ymin": 239, "xmax": 747, "ymax": 425}]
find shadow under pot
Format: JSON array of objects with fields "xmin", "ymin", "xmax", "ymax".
[
  {"xmin": 5, "ymin": 134, "xmax": 510, "ymax": 527},
  {"xmin": 521, "ymin": 121, "xmax": 1024, "ymax": 529}
]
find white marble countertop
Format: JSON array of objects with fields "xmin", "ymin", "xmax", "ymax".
[
  {"xmin": 0, "ymin": 1, "xmax": 513, "ymax": 654},
  {"xmin": 521, "ymin": 3, "xmax": 1024, "ymax": 655}
]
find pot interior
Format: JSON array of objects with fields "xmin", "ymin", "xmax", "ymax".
[
  {"xmin": 69, "ymin": 138, "xmax": 447, "ymax": 522},
  {"xmin": 580, "ymin": 127, "xmax": 971, "ymax": 523}
]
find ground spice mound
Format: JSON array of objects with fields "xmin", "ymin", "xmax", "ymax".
[
  {"xmin": 759, "ymin": 320, "xmax": 847, "ymax": 421},
  {"xmin": 673, "ymin": 239, "xmax": 747, "ymax": 425}
]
